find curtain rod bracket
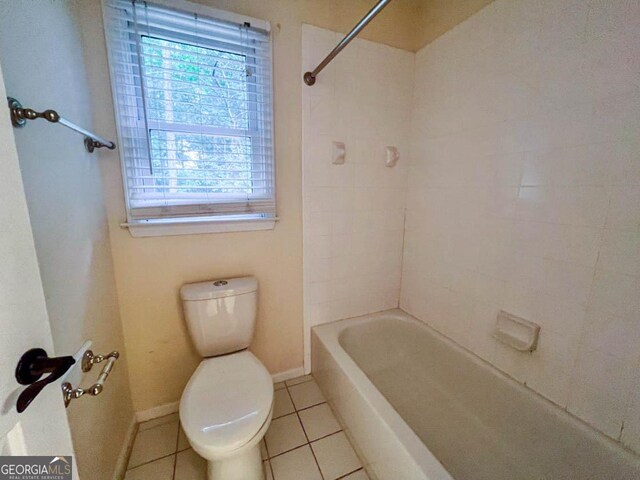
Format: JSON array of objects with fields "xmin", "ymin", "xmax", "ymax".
[
  {"xmin": 303, "ymin": 0, "xmax": 392, "ymax": 86},
  {"xmin": 7, "ymin": 97, "xmax": 116, "ymax": 153},
  {"xmin": 303, "ymin": 72, "xmax": 316, "ymax": 86}
]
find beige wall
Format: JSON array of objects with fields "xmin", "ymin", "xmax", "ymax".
[
  {"xmin": 78, "ymin": 0, "xmax": 422, "ymax": 413},
  {"xmin": 414, "ymin": 0, "xmax": 495, "ymax": 49},
  {"xmin": 403, "ymin": 0, "xmax": 640, "ymax": 451},
  {"xmin": 0, "ymin": 0, "xmax": 134, "ymax": 478},
  {"xmin": 77, "ymin": 0, "xmax": 495, "ymax": 414}
]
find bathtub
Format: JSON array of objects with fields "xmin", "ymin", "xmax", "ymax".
[{"xmin": 311, "ymin": 309, "xmax": 640, "ymax": 480}]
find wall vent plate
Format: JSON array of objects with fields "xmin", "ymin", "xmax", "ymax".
[{"xmin": 493, "ymin": 310, "xmax": 540, "ymax": 352}]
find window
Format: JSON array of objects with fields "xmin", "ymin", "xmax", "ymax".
[{"xmin": 103, "ymin": 0, "xmax": 275, "ymax": 236}]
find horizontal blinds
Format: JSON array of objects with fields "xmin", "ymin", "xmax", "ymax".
[{"xmin": 103, "ymin": 0, "xmax": 275, "ymax": 220}]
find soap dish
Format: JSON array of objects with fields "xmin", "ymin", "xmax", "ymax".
[{"xmin": 493, "ymin": 310, "xmax": 540, "ymax": 352}]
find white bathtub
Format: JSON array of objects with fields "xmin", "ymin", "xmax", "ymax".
[{"xmin": 311, "ymin": 309, "xmax": 640, "ymax": 480}]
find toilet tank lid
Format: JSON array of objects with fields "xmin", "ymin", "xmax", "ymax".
[{"xmin": 181, "ymin": 277, "xmax": 258, "ymax": 301}]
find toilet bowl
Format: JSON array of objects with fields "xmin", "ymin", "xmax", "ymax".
[
  {"xmin": 180, "ymin": 351, "xmax": 273, "ymax": 479},
  {"xmin": 178, "ymin": 277, "xmax": 273, "ymax": 480}
]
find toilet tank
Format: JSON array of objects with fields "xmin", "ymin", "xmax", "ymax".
[{"xmin": 180, "ymin": 277, "xmax": 258, "ymax": 357}]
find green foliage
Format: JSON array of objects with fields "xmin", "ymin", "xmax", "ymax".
[{"xmin": 141, "ymin": 36, "xmax": 255, "ymax": 195}]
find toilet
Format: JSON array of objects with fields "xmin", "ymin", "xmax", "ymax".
[{"xmin": 179, "ymin": 277, "xmax": 273, "ymax": 480}]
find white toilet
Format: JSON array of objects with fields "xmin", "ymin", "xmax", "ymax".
[{"xmin": 179, "ymin": 277, "xmax": 273, "ymax": 480}]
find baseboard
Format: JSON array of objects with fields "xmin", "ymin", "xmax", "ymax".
[
  {"xmin": 135, "ymin": 401, "xmax": 180, "ymax": 423},
  {"xmin": 271, "ymin": 366, "xmax": 305, "ymax": 383},
  {"xmin": 113, "ymin": 417, "xmax": 137, "ymax": 480},
  {"xmin": 132, "ymin": 369, "xmax": 303, "ymax": 425}
]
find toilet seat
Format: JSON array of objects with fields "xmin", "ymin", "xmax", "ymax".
[{"xmin": 179, "ymin": 351, "xmax": 274, "ymax": 459}]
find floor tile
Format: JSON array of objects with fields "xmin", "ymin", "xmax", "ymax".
[
  {"xmin": 177, "ymin": 425, "xmax": 190, "ymax": 451},
  {"xmin": 273, "ymin": 389, "xmax": 295, "ymax": 419},
  {"xmin": 138, "ymin": 413, "xmax": 179, "ymax": 432},
  {"xmin": 128, "ymin": 420, "xmax": 179, "ymax": 468},
  {"xmin": 285, "ymin": 375, "xmax": 314, "ymax": 387},
  {"xmin": 270, "ymin": 446, "xmax": 322, "ymax": 480},
  {"xmin": 125, "ymin": 455, "xmax": 174, "ymax": 480},
  {"xmin": 265, "ymin": 414, "xmax": 307, "ymax": 457},
  {"xmin": 174, "ymin": 449, "xmax": 206, "ymax": 480},
  {"xmin": 299, "ymin": 403, "xmax": 341, "ymax": 441},
  {"xmin": 274, "ymin": 381, "xmax": 286, "ymax": 391},
  {"xmin": 264, "ymin": 460, "xmax": 273, "ymax": 480},
  {"xmin": 341, "ymin": 469, "xmax": 369, "ymax": 479},
  {"xmin": 311, "ymin": 432, "xmax": 361, "ymax": 480},
  {"xmin": 288, "ymin": 380, "xmax": 325, "ymax": 410}
]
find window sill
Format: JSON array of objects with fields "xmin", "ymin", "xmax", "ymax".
[{"xmin": 121, "ymin": 216, "xmax": 278, "ymax": 238}]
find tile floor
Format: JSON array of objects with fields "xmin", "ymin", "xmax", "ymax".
[{"xmin": 124, "ymin": 375, "xmax": 369, "ymax": 480}]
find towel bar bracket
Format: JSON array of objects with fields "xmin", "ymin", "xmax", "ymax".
[
  {"xmin": 7, "ymin": 96, "xmax": 116, "ymax": 153},
  {"xmin": 8, "ymin": 97, "xmax": 60, "ymax": 127}
]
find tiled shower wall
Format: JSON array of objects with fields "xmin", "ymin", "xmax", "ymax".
[
  {"xmin": 302, "ymin": 25, "xmax": 413, "ymax": 368},
  {"xmin": 401, "ymin": 0, "xmax": 640, "ymax": 451}
]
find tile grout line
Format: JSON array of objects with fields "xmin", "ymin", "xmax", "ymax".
[
  {"xmin": 172, "ymin": 421, "xmax": 180, "ymax": 480},
  {"xmin": 266, "ymin": 443, "xmax": 312, "ymax": 461},
  {"xmin": 283, "ymin": 375, "xmax": 315, "ymax": 388},
  {"xmin": 273, "ymin": 377, "xmax": 361, "ymax": 479},
  {"xmin": 265, "ymin": 379, "xmax": 300, "ymax": 479},
  {"xmin": 126, "ymin": 451, "xmax": 177, "ymax": 472},
  {"xmin": 130, "ymin": 377, "xmax": 343, "ymax": 479},
  {"xmin": 267, "ymin": 442, "xmax": 363, "ymax": 480},
  {"xmin": 272, "ymin": 400, "xmax": 330, "ymax": 421},
  {"xmin": 306, "ymin": 428, "xmax": 343, "ymax": 444},
  {"xmin": 262, "ymin": 423, "xmax": 275, "ymax": 480},
  {"xmin": 290, "ymin": 377, "xmax": 366, "ymax": 480},
  {"xmin": 286, "ymin": 380, "xmax": 326, "ymax": 480},
  {"xmin": 296, "ymin": 401, "xmax": 326, "ymax": 413},
  {"xmin": 335, "ymin": 468, "xmax": 365, "ymax": 480},
  {"xmin": 273, "ymin": 379, "xmax": 319, "ymax": 420},
  {"xmin": 127, "ymin": 415, "xmax": 180, "ymax": 472}
]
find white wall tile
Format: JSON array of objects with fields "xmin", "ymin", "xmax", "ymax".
[
  {"xmin": 302, "ymin": 25, "xmax": 412, "ymax": 366},
  {"xmin": 302, "ymin": 2, "xmax": 640, "ymax": 453},
  {"xmin": 589, "ymin": 270, "xmax": 640, "ymax": 322},
  {"xmin": 621, "ymin": 368, "xmax": 640, "ymax": 452},
  {"xmin": 598, "ymin": 229, "xmax": 640, "ymax": 277},
  {"xmin": 402, "ymin": 0, "xmax": 640, "ymax": 452},
  {"xmin": 606, "ymin": 187, "xmax": 640, "ymax": 231}
]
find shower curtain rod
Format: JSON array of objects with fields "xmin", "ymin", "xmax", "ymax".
[
  {"xmin": 303, "ymin": 0, "xmax": 393, "ymax": 86},
  {"xmin": 7, "ymin": 97, "xmax": 116, "ymax": 153}
]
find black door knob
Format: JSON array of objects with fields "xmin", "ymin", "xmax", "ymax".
[{"xmin": 15, "ymin": 348, "xmax": 75, "ymax": 412}]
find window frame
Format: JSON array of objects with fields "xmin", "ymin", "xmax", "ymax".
[
  {"xmin": 133, "ymin": 30, "xmax": 261, "ymax": 204},
  {"xmin": 103, "ymin": 0, "xmax": 276, "ymax": 237}
]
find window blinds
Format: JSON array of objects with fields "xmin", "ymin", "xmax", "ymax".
[{"xmin": 103, "ymin": 0, "xmax": 275, "ymax": 221}]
